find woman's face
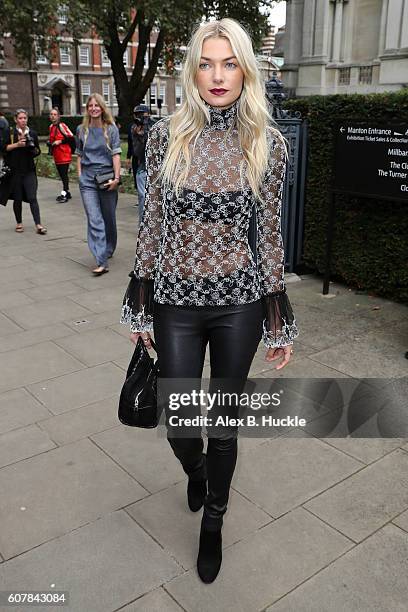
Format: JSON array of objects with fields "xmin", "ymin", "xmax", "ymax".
[
  {"xmin": 49, "ymin": 109, "xmax": 59, "ymax": 123},
  {"xmin": 196, "ymin": 36, "xmax": 244, "ymax": 109},
  {"xmin": 87, "ymin": 98, "xmax": 103, "ymax": 120},
  {"xmin": 15, "ymin": 113, "xmax": 28, "ymax": 130}
]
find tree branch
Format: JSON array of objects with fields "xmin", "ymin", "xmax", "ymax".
[{"xmin": 121, "ymin": 9, "xmax": 141, "ymax": 51}]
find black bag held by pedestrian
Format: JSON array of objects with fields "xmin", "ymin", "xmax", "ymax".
[
  {"xmin": 118, "ymin": 336, "xmax": 161, "ymax": 428},
  {"xmin": 94, "ymin": 170, "xmax": 115, "ymax": 190}
]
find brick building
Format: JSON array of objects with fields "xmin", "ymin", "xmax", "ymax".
[
  {"xmin": 0, "ymin": 10, "xmax": 183, "ymax": 117},
  {"xmin": 0, "ymin": 18, "xmax": 279, "ymax": 117}
]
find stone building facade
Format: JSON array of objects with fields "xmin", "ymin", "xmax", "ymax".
[{"xmin": 281, "ymin": 0, "xmax": 408, "ymax": 96}]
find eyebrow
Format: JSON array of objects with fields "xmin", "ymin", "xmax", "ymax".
[{"xmin": 200, "ymin": 56, "xmax": 237, "ymax": 61}]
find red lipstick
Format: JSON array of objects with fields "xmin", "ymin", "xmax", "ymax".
[{"xmin": 210, "ymin": 88, "xmax": 228, "ymax": 95}]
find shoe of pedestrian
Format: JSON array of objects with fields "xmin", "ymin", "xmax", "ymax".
[
  {"xmin": 187, "ymin": 477, "xmax": 207, "ymax": 512},
  {"xmin": 197, "ymin": 524, "xmax": 222, "ymax": 583},
  {"xmin": 36, "ymin": 225, "xmax": 47, "ymax": 235},
  {"xmin": 56, "ymin": 191, "xmax": 67, "ymax": 202},
  {"xmin": 66, "ymin": 191, "xmax": 72, "ymax": 200},
  {"xmin": 15, "ymin": 224, "xmax": 24, "ymax": 233},
  {"xmin": 92, "ymin": 266, "xmax": 109, "ymax": 276}
]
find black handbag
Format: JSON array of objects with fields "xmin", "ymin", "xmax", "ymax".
[
  {"xmin": 118, "ymin": 336, "xmax": 161, "ymax": 428},
  {"xmin": 94, "ymin": 170, "xmax": 115, "ymax": 190}
]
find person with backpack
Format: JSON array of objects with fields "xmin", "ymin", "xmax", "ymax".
[{"xmin": 48, "ymin": 107, "xmax": 74, "ymax": 203}]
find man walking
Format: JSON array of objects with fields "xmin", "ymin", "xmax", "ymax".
[{"xmin": 126, "ymin": 104, "xmax": 153, "ymax": 224}]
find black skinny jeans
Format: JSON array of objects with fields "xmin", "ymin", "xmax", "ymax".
[
  {"xmin": 13, "ymin": 172, "xmax": 41, "ymax": 225},
  {"xmin": 56, "ymin": 163, "xmax": 70, "ymax": 193},
  {"xmin": 154, "ymin": 299, "xmax": 263, "ymax": 531}
]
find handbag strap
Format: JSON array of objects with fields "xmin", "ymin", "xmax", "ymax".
[{"xmin": 137, "ymin": 335, "xmax": 157, "ymax": 353}]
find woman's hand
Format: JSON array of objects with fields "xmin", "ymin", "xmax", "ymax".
[
  {"xmin": 265, "ymin": 344, "xmax": 293, "ymax": 370},
  {"xmin": 130, "ymin": 331, "xmax": 152, "ymax": 349},
  {"xmin": 52, "ymin": 139, "xmax": 62, "ymax": 146},
  {"xmin": 105, "ymin": 178, "xmax": 120, "ymax": 191}
]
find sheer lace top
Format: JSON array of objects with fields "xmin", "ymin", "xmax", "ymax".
[{"xmin": 121, "ymin": 99, "xmax": 299, "ymax": 348}]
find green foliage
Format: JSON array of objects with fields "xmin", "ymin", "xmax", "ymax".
[{"xmin": 283, "ymin": 89, "xmax": 408, "ymax": 303}]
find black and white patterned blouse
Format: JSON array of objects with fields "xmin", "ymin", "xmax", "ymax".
[{"xmin": 121, "ymin": 98, "xmax": 299, "ymax": 348}]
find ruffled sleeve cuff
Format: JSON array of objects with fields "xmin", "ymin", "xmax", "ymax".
[
  {"xmin": 120, "ymin": 272, "xmax": 154, "ymax": 333},
  {"xmin": 262, "ymin": 288, "xmax": 299, "ymax": 349}
]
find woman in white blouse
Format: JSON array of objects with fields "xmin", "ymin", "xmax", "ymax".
[{"xmin": 121, "ymin": 18, "xmax": 299, "ymax": 582}]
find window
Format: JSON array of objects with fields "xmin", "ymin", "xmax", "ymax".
[
  {"xmin": 81, "ymin": 81, "xmax": 91, "ymax": 106},
  {"xmin": 79, "ymin": 45, "xmax": 90, "ymax": 66},
  {"xmin": 57, "ymin": 4, "xmax": 68, "ymax": 24},
  {"xmin": 159, "ymin": 83, "xmax": 166, "ymax": 105},
  {"xmin": 144, "ymin": 50, "xmax": 149, "ymax": 67},
  {"xmin": 338, "ymin": 67, "xmax": 350, "ymax": 86},
  {"xmin": 102, "ymin": 81, "xmax": 110, "ymax": 105},
  {"xmin": 112, "ymin": 82, "xmax": 118, "ymax": 106},
  {"xmin": 359, "ymin": 65, "xmax": 373, "ymax": 84},
  {"xmin": 175, "ymin": 83, "xmax": 183, "ymax": 106},
  {"xmin": 150, "ymin": 83, "xmax": 157, "ymax": 106},
  {"xmin": 123, "ymin": 48, "xmax": 129, "ymax": 68},
  {"xmin": 60, "ymin": 44, "xmax": 71, "ymax": 65},
  {"xmin": 101, "ymin": 47, "xmax": 110, "ymax": 67},
  {"xmin": 35, "ymin": 44, "xmax": 48, "ymax": 64}
]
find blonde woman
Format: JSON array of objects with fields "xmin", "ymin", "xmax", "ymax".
[
  {"xmin": 76, "ymin": 93, "xmax": 121, "ymax": 275},
  {"xmin": 121, "ymin": 19, "xmax": 299, "ymax": 582}
]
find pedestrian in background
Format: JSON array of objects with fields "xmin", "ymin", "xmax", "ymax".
[
  {"xmin": 48, "ymin": 107, "xmax": 73, "ymax": 203},
  {"xmin": 76, "ymin": 93, "xmax": 121, "ymax": 275},
  {"xmin": 126, "ymin": 104, "xmax": 152, "ymax": 224},
  {"xmin": 0, "ymin": 110, "xmax": 9, "ymax": 181},
  {"xmin": 3, "ymin": 108, "xmax": 47, "ymax": 234}
]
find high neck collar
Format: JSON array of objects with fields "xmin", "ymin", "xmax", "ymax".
[{"xmin": 203, "ymin": 98, "xmax": 239, "ymax": 131}]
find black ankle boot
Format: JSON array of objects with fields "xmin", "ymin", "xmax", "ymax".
[
  {"xmin": 197, "ymin": 525, "xmax": 222, "ymax": 583},
  {"xmin": 187, "ymin": 477, "xmax": 207, "ymax": 512}
]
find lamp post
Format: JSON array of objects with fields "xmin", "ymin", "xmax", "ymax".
[{"xmin": 265, "ymin": 72, "xmax": 287, "ymax": 119}]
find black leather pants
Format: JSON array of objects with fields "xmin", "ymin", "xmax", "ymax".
[{"xmin": 153, "ymin": 299, "xmax": 263, "ymax": 531}]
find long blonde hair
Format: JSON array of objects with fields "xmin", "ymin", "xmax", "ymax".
[
  {"xmin": 81, "ymin": 92, "xmax": 115, "ymax": 150},
  {"xmin": 160, "ymin": 18, "xmax": 288, "ymax": 201}
]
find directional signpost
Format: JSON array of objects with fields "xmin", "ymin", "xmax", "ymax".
[{"xmin": 323, "ymin": 122, "xmax": 408, "ymax": 294}]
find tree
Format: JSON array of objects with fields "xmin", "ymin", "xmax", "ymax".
[{"xmin": 1, "ymin": 0, "xmax": 281, "ymax": 117}]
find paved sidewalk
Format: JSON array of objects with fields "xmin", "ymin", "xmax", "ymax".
[{"xmin": 0, "ymin": 177, "xmax": 407, "ymax": 612}]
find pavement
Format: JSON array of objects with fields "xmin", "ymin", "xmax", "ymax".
[{"xmin": 0, "ymin": 177, "xmax": 407, "ymax": 612}]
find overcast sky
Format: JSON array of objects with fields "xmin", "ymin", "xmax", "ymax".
[{"xmin": 269, "ymin": 1, "xmax": 286, "ymax": 28}]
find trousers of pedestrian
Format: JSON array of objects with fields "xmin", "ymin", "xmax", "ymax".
[
  {"xmin": 136, "ymin": 169, "xmax": 147, "ymax": 225},
  {"xmin": 56, "ymin": 163, "xmax": 70, "ymax": 193},
  {"xmin": 153, "ymin": 299, "xmax": 263, "ymax": 531},
  {"xmin": 11, "ymin": 171, "xmax": 42, "ymax": 226},
  {"xmin": 79, "ymin": 170, "xmax": 118, "ymax": 267}
]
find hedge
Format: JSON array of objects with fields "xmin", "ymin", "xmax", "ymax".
[{"xmin": 283, "ymin": 89, "xmax": 408, "ymax": 303}]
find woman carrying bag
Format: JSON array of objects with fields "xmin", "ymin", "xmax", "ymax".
[
  {"xmin": 2, "ymin": 108, "xmax": 47, "ymax": 234},
  {"xmin": 48, "ymin": 107, "xmax": 74, "ymax": 203},
  {"xmin": 121, "ymin": 18, "xmax": 299, "ymax": 583},
  {"xmin": 76, "ymin": 93, "xmax": 121, "ymax": 275}
]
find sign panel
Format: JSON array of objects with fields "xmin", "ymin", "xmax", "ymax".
[{"xmin": 333, "ymin": 122, "xmax": 408, "ymax": 202}]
